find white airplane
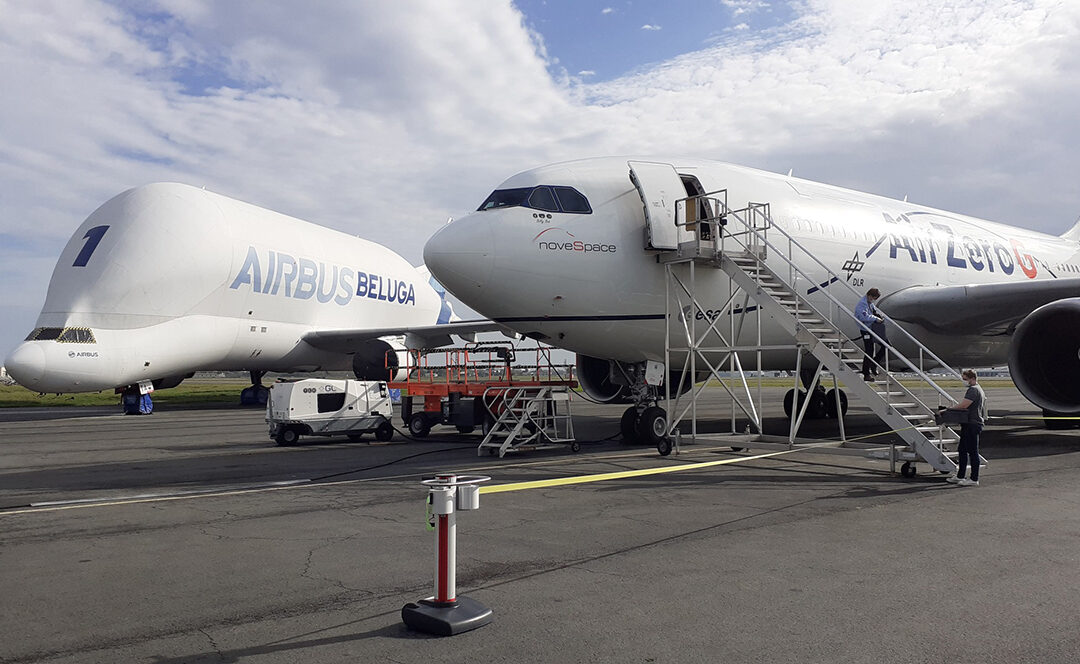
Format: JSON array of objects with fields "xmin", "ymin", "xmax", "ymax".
[
  {"xmin": 4, "ymin": 182, "xmax": 496, "ymax": 401},
  {"xmin": 423, "ymin": 156, "xmax": 1080, "ymax": 435}
]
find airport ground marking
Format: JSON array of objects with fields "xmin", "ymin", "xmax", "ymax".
[
  {"xmin": 0, "ymin": 444, "xmax": 820, "ymax": 516},
  {"xmin": 480, "ymin": 447, "xmax": 815, "ymax": 494}
]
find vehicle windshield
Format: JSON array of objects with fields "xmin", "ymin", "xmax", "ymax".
[{"xmin": 477, "ymin": 186, "xmax": 591, "ymax": 214}]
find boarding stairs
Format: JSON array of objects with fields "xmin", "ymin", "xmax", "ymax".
[
  {"xmin": 477, "ymin": 385, "xmax": 577, "ymax": 458},
  {"xmin": 662, "ymin": 194, "xmax": 985, "ymax": 475}
]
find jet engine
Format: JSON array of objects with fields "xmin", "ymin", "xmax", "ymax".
[
  {"xmin": 576, "ymin": 355, "xmax": 694, "ymax": 403},
  {"xmin": 576, "ymin": 355, "xmax": 633, "ymax": 403},
  {"xmin": 352, "ymin": 339, "xmax": 407, "ymax": 381},
  {"xmin": 1008, "ymin": 298, "xmax": 1080, "ymax": 416}
]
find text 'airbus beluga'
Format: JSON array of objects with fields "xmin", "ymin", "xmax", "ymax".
[
  {"xmin": 424, "ymin": 157, "xmax": 1080, "ymax": 449},
  {"xmin": 5, "ymin": 183, "xmax": 498, "ymax": 402}
]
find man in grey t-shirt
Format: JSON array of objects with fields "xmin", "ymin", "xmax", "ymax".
[{"xmin": 945, "ymin": 369, "xmax": 987, "ymax": 486}]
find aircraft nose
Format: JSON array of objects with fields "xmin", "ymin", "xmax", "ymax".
[
  {"xmin": 5, "ymin": 342, "xmax": 46, "ymax": 388},
  {"xmin": 423, "ymin": 215, "xmax": 494, "ymax": 295}
]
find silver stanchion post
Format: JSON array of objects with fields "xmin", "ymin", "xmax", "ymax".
[{"xmin": 401, "ymin": 473, "xmax": 492, "ymax": 636}]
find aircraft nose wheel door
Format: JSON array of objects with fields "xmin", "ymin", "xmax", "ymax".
[{"xmin": 629, "ymin": 161, "xmax": 693, "ymax": 250}]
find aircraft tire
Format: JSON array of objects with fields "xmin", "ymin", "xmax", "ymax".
[
  {"xmin": 375, "ymin": 421, "xmax": 394, "ymax": 442},
  {"xmin": 620, "ymin": 407, "xmax": 640, "ymax": 444},
  {"xmin": 825, "ymin": 389, "xmax": 849, "ymax": 418},
  {"xmin": 783, "ymin": 389, "xmax": 807, "ymax": 418},
  {"xmin": 637, "ymin": 406, "xmax": 667, "ymax": 447},
  {"xmin": 408, "ymin": 413, "xmax": 431, "ymax": 438}
]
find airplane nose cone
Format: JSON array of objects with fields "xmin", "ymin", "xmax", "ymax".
[
  {"xmin": 423, "ymin": 215, "xmax": 494, "ymax": 295},
  {"xmin": 5, "ymin": 342, "xmax": 46, "ymax": 388}
]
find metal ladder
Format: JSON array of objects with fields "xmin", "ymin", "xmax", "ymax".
[
  {"xmin": 477, "ymin": 385, "xmax": 577, "ymax": 458},
  {"xmin": 668, "ymin": 195, "xmax": 982, "ymax": 474}
]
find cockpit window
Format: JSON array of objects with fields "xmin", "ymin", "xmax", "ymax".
[
  {"xmin": 477, "ymin": 185, "xmax": 592, "ymax": 214},
  {"xmin": 25, "ymin": 327, "xmax": 96, "ymax": 343},
  {"xmin": 527, "ymin": 186, "xmax": 559, "ymax": 212},
  {"xmin": 553, "ymin": 186, "xmax": 591, "ymax": 213},
  {"xmin": 479, "ymin": 188, "xmax": 532, "ymax": 210}
]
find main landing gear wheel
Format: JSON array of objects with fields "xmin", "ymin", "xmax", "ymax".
[
  {"xmin": 620, "ymin": 407, "xmax": 640, "ymax": 444},
  {"xmin": 900, "ymin": 461, "xmax": 917, "ymax": 478},
  {"xmin": 825, "ymin": 389, "xmax": 848, "ymax": 418},
  {"xmin": 375, "ymin": 421, "xmax": 394, "ymax": 442},
  {"xmin": 637, "ymin": 406, "xmax": 668, "ymax": 452},
  {"xmin": 408, "ymin": 413, "xmax": 431, "ymax": 438}
]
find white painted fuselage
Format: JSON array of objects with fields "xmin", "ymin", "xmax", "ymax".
[
  {"xmin": 5, "ymin": 183, "xmax": 445, "ymax": 393},
  {"xmin": 424, "ymin": 157, "xmax": 1080, "ymax": 370}
]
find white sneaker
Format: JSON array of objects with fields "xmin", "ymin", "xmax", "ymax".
[
  {"xmin": 958, "ymin": 478, "xmax": 980, "ymax": 487},
  {"xmin": 946, "ymin": 475, "xmax": 962, "ymax": 484}
]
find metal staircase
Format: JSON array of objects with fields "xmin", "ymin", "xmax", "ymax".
[
  {"xmin": 477, "ymin": 385, "xmax": 577, "ymax": 458},
  {"xmin": 659, "ymin": 190, "xmax": 985, "ymax": 475}
]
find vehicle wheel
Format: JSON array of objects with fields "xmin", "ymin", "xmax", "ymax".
[
  {"xmin": 375, "ymin": 421, "xmax": 394, "ymax": 442},
  {"xmin": 570, "ymin": 441, "xmax": 581, "ymax": 453},
  {"xmin": 620, "ymin": 407, "xmax": 640, "ymax": 444},
  {"xmin": 637, "ymin": 406, "xmax": 667, "ymax": 447},
  {"xmin": 408, "ymin": 413, "xmax": 431, "ymax": 437},
  {"xmin": 276, "ymin": 427, "xmax": 300, "ymax": 446},
  {"xmin": 456, "ymin": 425, "xmax": 475, "ymax": 434},
  {"xmin": 900, "ymin": 461, "xmax": 916, "ymax": 478},
  {"xmin": 825, "ymin": 389, "xmax": 849, "ymax": 418},
  {"xmin": 657, "ymin": 437, "xmax": 673, "ymax": 456}
]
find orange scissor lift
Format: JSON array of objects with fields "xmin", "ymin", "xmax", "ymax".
[{"xmin": 387, "ymin": 342, "xmax": 579, "ymax": 456}]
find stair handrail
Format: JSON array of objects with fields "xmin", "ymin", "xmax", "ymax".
[{"xmin": 677, "ymin": 192, "xmax": 962, "ymax": 402}]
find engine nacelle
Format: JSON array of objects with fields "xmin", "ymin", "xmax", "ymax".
[
  {"xmin": 576, "ymin": 355, "xmax": 633, "ymax": 403},
  {"xmin": 1008, "ymin": 297, "xmax": 1080, "ymax": 414},
  {"xmin": 352, "ymin": 339, "xmax": 407, "ymax": 382},
  {"xmin": 575, "ymin": 355, "xmax": 694, "ymax": 403}
]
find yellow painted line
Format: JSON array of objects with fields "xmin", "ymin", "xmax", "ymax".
[{"xmin": 480, "ymin": 448, "xmax": 807, "ymax": 494}]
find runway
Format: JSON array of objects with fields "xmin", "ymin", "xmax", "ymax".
[{"xmin": 2, "ymin": 384, "xmax": 1080, "ymax": 663}]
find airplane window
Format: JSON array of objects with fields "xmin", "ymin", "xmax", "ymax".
[
  {"xmin": 553, "ymin": 186, "xmax": 592, "ymax": 213},
  {"xmin": 27, "ymin": 327, "xmax": 63, "ymax": 341},
  {"xmin": 527, "ymin": 186, "xmax": 559, "ymax": 212},
  {"xmin": 478, "ymin": 188, "xmax": 532, "ymax": 211},
  {"xmin": 57, "ymin": 327, "xmax": 96, "ymax": 343}
]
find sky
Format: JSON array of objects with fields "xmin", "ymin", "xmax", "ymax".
[{"xmin": 2, "ymin": 0, "xmax": 1080, "ymax": 358}]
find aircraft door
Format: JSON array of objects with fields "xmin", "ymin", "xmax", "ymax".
[{"xmin": 628, "ymin": 161, "xmax": 693, "ymax": 250}]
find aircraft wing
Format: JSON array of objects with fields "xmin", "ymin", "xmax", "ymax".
[
  {"xmin": 302, "ymin": 319, "xmax": 516, "ymax": 352},
  {"xmin": 880, "ymin": 278, "xmax": 1080, "ymax": 335}
]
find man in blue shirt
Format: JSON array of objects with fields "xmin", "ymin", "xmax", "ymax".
[
  {"xmin": 945, "ymin": 369, "xmax": 988, "ymax": 486},
  {"xmin": 855, "ymin": 288, "xmax": 886, "ymax": 380}
]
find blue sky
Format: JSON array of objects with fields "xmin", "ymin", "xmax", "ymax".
[
  {"xmin": 515, "ymin": 0, "xmax": 795, "ymax": 81},
  {"xmin": 1, "ymin": 0, "xmax": 1079, "ymax": 360}
]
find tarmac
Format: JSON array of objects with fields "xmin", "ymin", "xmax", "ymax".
[{"xmin": 2, "ymin": 383, "xmax": 1079, "ymax": 663}]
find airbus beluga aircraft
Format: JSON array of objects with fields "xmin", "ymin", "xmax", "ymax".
[
  {"xmin": 423, "ymin": 157, "xmax": 1080, "ymax": 435},
  {"xmin": 4, "ymin": 182, "xmax": 496, "ymax": 401}
]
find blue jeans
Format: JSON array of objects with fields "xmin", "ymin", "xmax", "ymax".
[{"xmin": 957, "ymin": 423, "xmax": 983, "ymax": 481}]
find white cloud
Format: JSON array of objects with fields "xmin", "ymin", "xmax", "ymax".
[
  {"xmin": 2, "ymin": 0, "xmax": 1080, "ymax": 353},
  {"xmin": 641, "ymin": 24, "xmax": 662, "ymax": 31},
  {"xmin": 578, "ymin": 70, "xmax": 596, "ymax": 77},
  {"xmin": 602, "ymin": 7, "xmax": 613, "ymax": 14}
]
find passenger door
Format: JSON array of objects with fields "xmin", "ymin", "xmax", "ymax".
[{"xmin": 628, "ymin": 160, "xmax": 692, "ymax": 250}]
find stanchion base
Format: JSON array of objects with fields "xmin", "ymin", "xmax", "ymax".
[{"xmin": 401, "ymin": 596, "xmax": 492, "ymax": 636}]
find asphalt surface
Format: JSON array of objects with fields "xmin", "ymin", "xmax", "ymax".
[{"xmin": 1, "ymin": 383, "xmax": 1079, "ymax": 663}]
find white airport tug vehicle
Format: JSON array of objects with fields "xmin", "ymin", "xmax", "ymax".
[{"xmin": 266, "ymin": 379, "xmax": 394, "ymax": 446}]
